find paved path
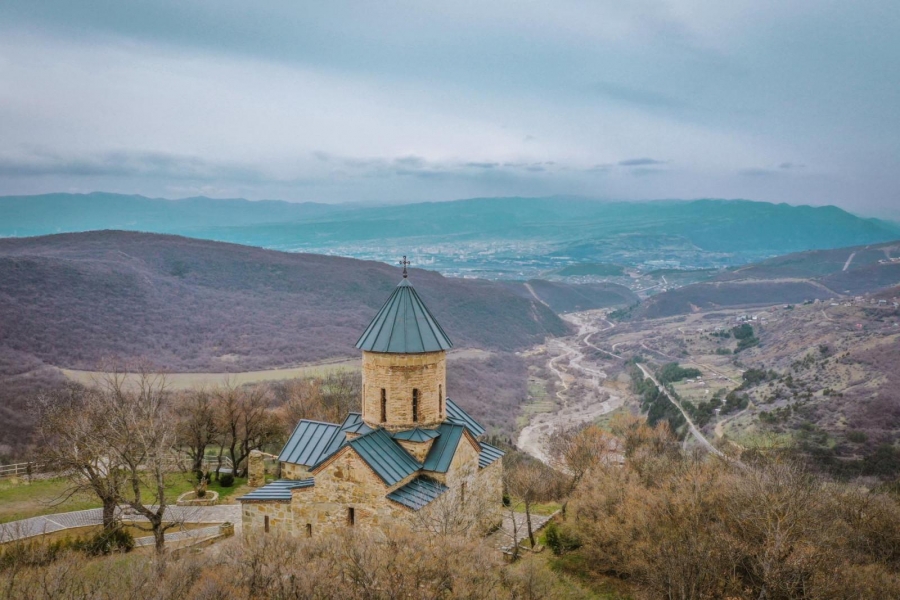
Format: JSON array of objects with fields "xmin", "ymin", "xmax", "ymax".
[
  {"xmin": 133, "ymin": 525, "xmax": 224, "ymax": 548},
  {"xmin": 0, "ymin": 505, "xmax": 240, "ymax": 543},
  {"xmin": 487, "ymin": 511, "xmax": 554, "ymax": 551}
]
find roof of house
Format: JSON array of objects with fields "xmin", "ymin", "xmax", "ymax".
[
  {"xmin": 446, "ymin": 398, "xmax": 485, "ymax": 437},
  {"xmin": 478, "ymin": 442, "xmax": 505, "ymax": 469},
  {"xmin": 392, "ymin": 427, "xmax": 441, "ymax": 442},
  {"xmin": 356, "ymin": 278, "xmax": 453, "ymax": 354},
  {"xmin": 348, "ymin": 428, "xmax": 421, "ymax": 486},
  {"xmin": 265, "ymin": 399, "xmax": 501, "ymax": 509},
  {"xmin": 386, "ymin": 476, "xmax": 449, "ymax": 511},
  {"xmin": 422, "ymin": 422, "xmax": 466, "ymax": 473},
  {"xmin": 237, "ymin": 478, "xmax": 314, "ymax": 502},
  {"xmin": 278, "ymin": 420, "xmax": 341, "ymax": 466}
]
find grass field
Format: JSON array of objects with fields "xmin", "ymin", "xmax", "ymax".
[
  {"xmin": 516, "ymin": 378, "xmax": 556, "ymax": 430},
  {"xmin": 0, "ymin": 474, "xmax": 248, "ymax": 524},
  {"xmin": 60, "ymin": 348, "xmax": 492, "ymax": 391}
]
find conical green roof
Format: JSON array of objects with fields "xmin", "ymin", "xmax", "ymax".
[{"xmin": 356, "ymin": 279, "xmax": 453, "ymax": 354}]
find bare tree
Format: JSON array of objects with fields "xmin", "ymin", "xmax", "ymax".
[
  {"xmin": 504, "ymin": 453, "xmax": 558, "ymax": 550},
  {"xmin": 547, "ymin": 423, "xmax": 620, "ymax": 515},
  {"xmin": 174, "ymin": 388, "xmax": 218, "ymax": 475},
  {"xmin": 97, "ymin": 368, "xmax": 179, "ymax": 554},
  {"xmin": 215, "ymin": 382, "xmax": 281, "ymax": 478},
  {"xmin": 33, "ymin": 383, "xmax": 124, "ymax": 530}
]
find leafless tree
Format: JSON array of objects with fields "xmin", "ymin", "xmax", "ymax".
[
  {"xmin": 504, "ymin": 453, "xmax": 559, "ymax": 550},
  {"xmin": 173, "ymin": 388, "xmax": 218, "ymax": 475},
  {"xmin": 33, "ymin": 383, "xmax": 125, "ymax": 530},
  {"xmin": 214, "ymin": 382, "xmax": 281, "ymax": 478},
  {"xmin": 547, "ymin": 423, "xmax": 620, "ymax": 515},
  {"xmin": 96, "ymin": 368, "xmax": 180, "ymax": 554}
]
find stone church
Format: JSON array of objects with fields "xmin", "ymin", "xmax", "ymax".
[{"xmin": 238, "ymin": 266, "xmax": 504, "ymax": 537}]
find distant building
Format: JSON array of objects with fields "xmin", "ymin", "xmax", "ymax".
[{"xmin": 238, "ymin": 269, "xmax": 503, "ymax": 538}]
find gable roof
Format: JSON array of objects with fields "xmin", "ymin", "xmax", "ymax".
[
  {"xmin": 478, "ymin": 442, "xmax": 505, "ymax": 469},
  {"xmin": 348, "ymin": 428, "xmax": 421, "ymax": 486},
  {"xmin": 422, "ymin": 422, "xmax": 466, "ymax": 473},
  {"xmin": 356, "ymin": 279, "xmax": 453, "ymax": 354},
  {"xmin": 387, "ymin": 476, "xmax": 449, "ymax": 511},
  {"xmin": 237, "ymin": 479, "xmax": 314, "ymax": 502},
  {"xmin": 445, "ymin": 398, "xmax": 485, "ymax": 437},
  {"xmin": 392, "ymin": 427, "xmax": 441, "ymax": 442},
  {"xmin": 279, "ymin": 420, "xmax": 341, "ymax": 466}
]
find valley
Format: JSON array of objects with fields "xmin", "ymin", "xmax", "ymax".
[{"xmin": 513, "ymin": 287, "xmax": 900, "ymax": 477}]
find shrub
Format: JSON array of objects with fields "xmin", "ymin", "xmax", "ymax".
[
  {"xmin": 219, "ymin": 473, "xmax": 235, "ymax": 487},
  {"xmin": 74, "ymin": 527, "xmax": 134, "ymax": 556},
  {"xmin": 544, "ymin": 522, "xmax": 581, "ymax": 556}
]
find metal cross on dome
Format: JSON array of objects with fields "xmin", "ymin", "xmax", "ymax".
[{"xmin": 399, "ymin": 255, "xmax": 411, "ymax": 278}]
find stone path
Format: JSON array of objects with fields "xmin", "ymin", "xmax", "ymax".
[
  {"xmin": 0, "ymin": 505, "xmax": 240, "ymax": 543},
  {"xmin": 133, "ymin": 525, "xmax": 224, "ymax": 548},
  {"xmin": 487, "ymin": 511, "xmax": 555, "ymax": 551}
]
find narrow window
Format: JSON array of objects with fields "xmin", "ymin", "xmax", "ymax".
[
  {"xmin": 439, "ymin": 385, "xmax": 443, "ymax": 415},
  {"xmin": 380, "ymin": 389, "xmax": 387, "ymax": 423},
  {"xmin": 348, "ymin": 507, "xmax": 355, "ymax": 526},
  {"xmin": 460, "ymin": 482, "xmax": 467, "ymax": 505},
  {"xmin": 412, "ymin": 389, "xmax": 419, "ymax": 422},
  {"xmin": 306, "ymin": 523, "xmax": 312, "ymax": 538},
  {"xmin": 264, "ymin": 515, "xmax": 270, "ymax": 533}
]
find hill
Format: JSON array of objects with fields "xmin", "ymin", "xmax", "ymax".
[
  {"xmin": 634, "ymin": 241, "xmax": 900, "ymax": 318},
  {"xmin": 0, "ymin": 231, "xmax": 571, "ymax": 373}
]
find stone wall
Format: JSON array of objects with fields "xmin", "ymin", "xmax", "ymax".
[
  {"xmin": 281, "ymin": 462, "xmax": 312, "ymax": 481},
  {"xmin": 361, "ymin": 351, "xmax": 446, "ymax": 430},
  {"xmin": 396, "ymin": 438, "xmax": 435, "ymax": 462},
  {"xmin": 247, "ymin": 450, "xmax": 266, "ymax": 487},
  {"xmin": 241, "ymin": 501, "xmax": 292, "ymax": 535},
  {"xmin": 292, "ymin": 447, "xmax": 414, "ymax": 537}
]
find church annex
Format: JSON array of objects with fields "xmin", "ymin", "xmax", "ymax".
[{"xmin": 238, "ymin": 264, "xmax": 504, "ymax": 537}]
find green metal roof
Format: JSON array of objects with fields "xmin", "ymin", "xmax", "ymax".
[
  {"xmin": 237, "ymin": 479, "xmax": 313, "ymax": 502},
  {"xmin": 387, "ymin": 476, "xmax": 449, "ymax": 511},
  {"xmin": 348, "ymin": 428, "xmax": 421, "ymax": 486},
  {"xmin": 392, "ymin": 427, "xmax": 441, "ymax": 442},
  {"xmin": 422, "ymin": 423, "xmax": 466, "ymax": 473},
  {"xmin": 279, "ymin": 420, "xmax": 341, "ymax": 466},
  {"xmin": 356, "ymin": 279, "xmax": 453, "ymax": 354},
  {"xmin": 445, "ymin": 398, "xmax": 486, "ymax": 437},
  {"xmin": 478, "ymin": 442, "xmax": 505, "ymax": 469}
]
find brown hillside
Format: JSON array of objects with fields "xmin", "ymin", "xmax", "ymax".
[{"xmin": 0, "ymin": 231, "xmax": 570, "ymax": 373}]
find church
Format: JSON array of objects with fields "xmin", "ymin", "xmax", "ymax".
[{"xmin": 238, "ymin": 263, "xmax": 504, "ymax": 537}]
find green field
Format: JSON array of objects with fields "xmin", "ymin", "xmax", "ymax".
[
  {"xmin": 517, "ymin": 380, "xmax": 556, "ymax": 429},
  {"xmin": 0, "ymin": 474, "xmax": 248, "ymax": 524}
]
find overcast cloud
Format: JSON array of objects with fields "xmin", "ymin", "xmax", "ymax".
[{"xmin": 0, "ymin": 1, "xmax": 897, "ymax": 215}]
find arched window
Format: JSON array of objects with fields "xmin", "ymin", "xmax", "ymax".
[
  {"xmin": 380, "ymin": 389, "xmax": 387, "ymax": 423},
  {"xmin": 412, "ymin": 389, "xmax": 419, "ymax": 422}
]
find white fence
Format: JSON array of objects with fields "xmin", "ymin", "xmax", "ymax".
[{"xmin": 0, "ymin": 462, "xmax": 41, "ymax": 479}]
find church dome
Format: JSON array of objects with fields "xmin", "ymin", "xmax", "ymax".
[{"xmin": 355, "ymin": 278, "xmax": 453, "ymax": 354}]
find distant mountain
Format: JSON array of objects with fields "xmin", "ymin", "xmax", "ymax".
[
  {"xmin": 634, "ymin": 241, "xmax": 900, "ymax": 318},
  {"xmin": 2, "ymin": 194, "xmax": 898, "ymax": 273},
  {"xmin": 0, "ymin": 192, "xmax": 346, "ymax": 237}
]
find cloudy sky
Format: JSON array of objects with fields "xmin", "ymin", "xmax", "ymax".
[{"xmin": 0, "ymin": 1, "xmax": 898, "ymax": 215}]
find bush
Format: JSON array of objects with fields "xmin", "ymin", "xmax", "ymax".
[
  {"xmin": 544, "ymin": 522, "xmax": 581, "ymax": 555},
  {"xmin": 74, "ymin": 527, "xmax": 134, "ymax": 556},
  {"xmin": 219, "ymin": 472, "xmax": 235, "ymax": 487}
]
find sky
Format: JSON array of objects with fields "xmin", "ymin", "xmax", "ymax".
[{"xmin": 0, "ymin": 1, "xmax": 898, "ymax": 216}]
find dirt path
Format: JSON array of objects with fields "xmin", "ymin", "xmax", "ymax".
[
  {"xmin": 60, "ymin": 348, "xmax": 491, "ymax": 390},
  {"xmin": 843, "ymin": 251, "xmax": 857, "ymax": 271}
]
